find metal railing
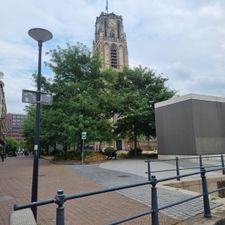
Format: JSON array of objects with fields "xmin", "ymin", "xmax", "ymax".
[
  {"xmin": 146, "ymin": 154, "xmax": 225, "ymax": 181},
  {"xmin": 14, "ymin": 164, "xmax": 225, "ymax": 225}
]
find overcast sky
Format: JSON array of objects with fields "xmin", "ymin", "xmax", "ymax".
[{"xmin": 1, "ymin": 0, "xmax": 225, "ymax": 114}]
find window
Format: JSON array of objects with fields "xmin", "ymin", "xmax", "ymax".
[
  {"xmin": 111, "ymin": 44, "xmax": 117, "ymax": 68},
  {"xmin": 104, "ymin": 18, "xmax": 107, "ymax": 37},
  {"xmin": 117, "ymin": 21, "xmax": 120, "ymax": 38}
]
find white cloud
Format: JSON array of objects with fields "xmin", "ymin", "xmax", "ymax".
[{"xmin": 1, "ymin": 0, "xmax": 225, "ymax": 113}]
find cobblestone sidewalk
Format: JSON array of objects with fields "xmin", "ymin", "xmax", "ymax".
[
  {"xmin": 70, "ymin": 163, "xmax": 221, "ymax": 220},
  {"xmin": 0, "ymin": 157, "xmax": 177, "ymax": 225}
]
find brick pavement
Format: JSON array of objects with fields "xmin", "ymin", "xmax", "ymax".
[
  {"xmin": 70, "ymin": 164, "xmax": 221, "ymax": 220},
  {"xmin": 0, "ymin": 157, "xmax": 177, "ymax": 225}
]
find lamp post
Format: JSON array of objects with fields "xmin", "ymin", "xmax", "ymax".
[{"xmin": 28, "ymin": 28, "xmax": 53, "ymax": 220}]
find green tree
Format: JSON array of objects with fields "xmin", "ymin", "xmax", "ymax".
[
  {"xmin": 23, "ymin": 105, "xmax": 35, "ymax": 151},
  {"xmin": 6, "ymin": 138, "xmax": 19, "ymax": 155},
  {"xmin": 23, "ymin": 43, "xmax": 175, "ymax": 156},
  {"xmin": 114, "ymin": 66, "xmax": 175, "ymax": 155},
  {"xmin": 42, "ymin": 43, "xmax": 116, "ymax": 151}
]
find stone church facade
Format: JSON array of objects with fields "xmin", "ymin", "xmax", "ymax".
[
  {"xmin": 93, "ymin": 12, "xmax": 129, "ymax": 69},
  {"xmin": 92, "ymin": 10, "xmax": 155, "ymax": 151}
]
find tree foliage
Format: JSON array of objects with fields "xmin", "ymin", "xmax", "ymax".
[
  {"xmin": 5, "ymin": 138, "xmax": 19, "ymax": 155},
  {"xmin": 23, "ymin": 43, "xmax": 175, "ymax": 153},
  {"xmin": 114, "ymin": 67, "xmax": 175, "ymax": 152}
]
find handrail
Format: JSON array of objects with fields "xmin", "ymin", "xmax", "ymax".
[
  {"xmin": 158, "ymin": 193, "xmax": 203, "ymax": 211},
  {"xmin": 147, "ymin": 164, "xmax": 221, "ymax": 174},
  {"xmin": 208, "ymin": 186, "xmax": 225, "ymax": 195},
  {"xmin": 145, "ymin": 154, "xmax": 225, "ymax": 181},
  {"xmin": 107, "ymin": 210, "xmax": 152, "ymax": 225},
  {"xmin": 14, "ymin": 198, "xmax": 55, "ymax": 210},
  {"xmin": 145, "ymin": 154, "xmax": 222, "ymax": 163},
  {"xmin": 157, "ymin": 170, "xmax": 201, "ymax": 183},
  {"xmin": 65, "ymin": 181, "xmax": 151, "ymax": 201},
  {"xmin": 13, "ymin": 165, "xmax": 225, "ymax": 225}
]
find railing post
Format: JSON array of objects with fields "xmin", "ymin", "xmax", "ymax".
[
  {"xmin": 147, "ymin": 160, "xmax": 152, "ymax": 181},
  {"xmin": 151, "ymin": 176, "xmax": 159, "ymax": 225},
  {"xmin": 200, "ymin": 168, "xmax": 211, "ymax": 218},
  {"xmin": 55, "ymin": 190, "xmax": 65, "ymax": 225},
  {"xmin": 175, "ymin": 157, "xmax": 180, "ymax": 181},
  {"xmin": 199, "ymin": 155, "xmax": 203, "ymax": 170},
  {"xmin": 221, "ymin": 154, "xmax": 225, "ymax": 175}
]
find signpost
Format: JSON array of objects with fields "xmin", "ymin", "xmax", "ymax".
[
  {"xmin": 81, "ymin": 132, "xmax": 87, "ymax": 140},
  {"xmin": 22, "ymin": 89, "xmax": 53, "ymax": 105},
  {"xmin": 81, "ymin": 132, "xmax": 87, "ymax": 165}
]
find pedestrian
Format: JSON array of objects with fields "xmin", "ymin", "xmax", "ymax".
[{"xmin": 0, "ymin": 152, "xmax": 4, "ymax": 162}]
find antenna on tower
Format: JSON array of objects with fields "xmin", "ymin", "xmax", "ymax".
[{"xmin": 105, "ymin": 0, "xmax": 109, "ymax": 13}]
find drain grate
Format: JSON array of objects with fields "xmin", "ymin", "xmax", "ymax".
[{"xmin": 117, "ymin": 175, "xmax": 130, "ymax": 178}]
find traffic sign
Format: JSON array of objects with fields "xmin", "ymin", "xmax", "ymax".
[
  {"xmin": 81, "ymin": 132, "xmax": 87, "ymax": 140},
  {"xmin": 22, "ymin": 89, "xmax": 53, "ymax": 105}
]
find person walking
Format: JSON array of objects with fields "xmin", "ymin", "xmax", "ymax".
[{"xmin": 0, "ymin": 151, "xmax": 4, "ymax": 162}]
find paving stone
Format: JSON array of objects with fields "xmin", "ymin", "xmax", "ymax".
[
  {"xmin": 0, "ymin": 157, "xmax": 176, "ymax": 225},
  {"xmin": 0, "ymin": 195, "xmax": 13, "ymax": 202},
  {"xmin": 69, "ymin": 161, "xmax": 222, "ymax": 221}
]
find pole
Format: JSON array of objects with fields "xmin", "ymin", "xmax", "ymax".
[
  {"xmin": 56, "ymin": 190, "xmax": 65, "ymax": 225},
  {"xmin": 199, "ymin": 155, "xmax": 203, "ymax": 170},
  {"xmin": 151, "ymin": 176, "xmax": 159, "ymax": 225},
  {"xmin": 31, "ymin": 41, "xmax": 42, "ymax": 220},
  {"xmin": 147, "ymin": 160, "xmax": 151, "ymax": 181},
  {"xmin": 82, "ymin": 139, "xmax": 84, "ymax": 165},
  {"xmin": 176, "ymin": 157, "xmax": 180, "ymax": 181},
  {"xmin": 200, "ymin": 168, "xmax": 211, "ymax": 218},
  {"xmin": 221, "ymin": 154, "xmax": 225, "ymax": 175}
]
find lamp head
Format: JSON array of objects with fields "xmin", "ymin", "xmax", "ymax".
[{"xmin": 28, "ymin": 28, "xmax": 53, "ymax": 43}]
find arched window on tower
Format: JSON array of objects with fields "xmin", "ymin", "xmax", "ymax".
[
  {"xmin": 117, "ymin": 20, "xmax": 120, "ymax": 38},
  {"xmin": 111, "ymin": 44, "xmax": 118, "ymax": 68},
  {"xmin": 104, "ymin": 18, "xmax": 107, "ymax": 37}
]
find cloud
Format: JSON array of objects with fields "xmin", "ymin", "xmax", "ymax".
[{"xmin": 1, "ymin": 0, "xmax": 225, "ymax": 113}]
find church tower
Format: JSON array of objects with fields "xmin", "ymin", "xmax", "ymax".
[{"xmin": 93, "ymin": 11, "xmax": 129, "ymax": 69}]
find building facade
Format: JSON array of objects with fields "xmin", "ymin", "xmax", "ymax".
[
  {"xmin": 7, "ymin": 113, "xmax": 27, "ymax": 141},
  {"xmin": 0, "ymin": 80, "xmax": 7, "ymax": 150},
  {"xmin": 93, "ymin": 12, "xmax": 129, "ymax": 69},
  {"xmin": 155, "ymin": 94, "xmax": 225, "ymax": 155},
  {"xmin": 93, "ymin": 10, "xmax": 131, "ymax": 150}
]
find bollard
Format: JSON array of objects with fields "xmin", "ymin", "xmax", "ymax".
[
  {"xmin": 221, "ymin": 155, "xmax": 225, "ymax": 175},
  {"xmin": 175, "ymin": 157, "xmax": 180, "ymax": 181},
  {"xmin": 199, "ymin": 155, "xmax": 203, "ymax": 170},
  {"xmin": 147, "ymin": 160, "xmax": 152, "ymax": 181},
  {"xmin": 200, "ymin": 168, "xmax": 211, "ymax": 218},
  {"xmin": 151, "ymin": 176, "xmax": 159, "ymax": 225},
  {"xmin": 55, "ymin": 190, "xmax": 65, "ymax": 225}
]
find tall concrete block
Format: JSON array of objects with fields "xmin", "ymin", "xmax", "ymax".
[{"xmin": 155, "ymin": 94, "xmax": 225, "ymax": 155}]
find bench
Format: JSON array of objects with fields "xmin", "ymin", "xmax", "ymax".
[
  {"xmin": 107, "ymin": 150, "xmax": 117, "ymax": 160},
  {"xmin": 10, "ymin": 209, "xmax": 37, "ymax": 225}
]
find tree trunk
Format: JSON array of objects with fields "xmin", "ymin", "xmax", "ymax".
[
  {"xmin": 63, "ymin": 144, "xmax": 67, "ymax": 153},
  {"xmin": 133, "ymin": 125, "xmax": 137, "ymax": 156},
  {"xmin": 99, "ymin": 141, "xmax": 103, "ymax": 152}
]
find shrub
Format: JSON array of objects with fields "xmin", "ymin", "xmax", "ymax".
[
  {"xmin": 53, "ymin": 151, "xmax": 81, "ymax": 161},
  {"xmin": 128, "ymin": 148, "xmax": 143, "ymax": 157},
  {"xmin": 84, "ymin": 152, "xmax": 105, "ymax": 163},
  {"xmin": 53, "ymin": 151, "xmax": 106, "ymax": 163},
  {"xmin": 104, "ymin": 147, "xmax": 115, "ymax": 157}
]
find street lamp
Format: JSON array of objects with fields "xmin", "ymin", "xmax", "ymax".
[{"xmin": 28, "ymin": 28, "xmax": 53, "ymax": 220}]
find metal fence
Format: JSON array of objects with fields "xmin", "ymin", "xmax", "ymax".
[
  {"xmin": 14, "ymin": 163, "xmax": 225, "ymax": 225},
  {"xmin": 146, "ymin": 154, "xmax": 225, "ymax": 181}
]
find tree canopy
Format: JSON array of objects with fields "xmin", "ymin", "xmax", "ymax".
[{"xmin": 23, "ymin": 43, "xmax": 175, "ymax": 152}]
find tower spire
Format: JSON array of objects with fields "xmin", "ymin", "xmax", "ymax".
[{"xmin": 105, "ymin": 0, "xmax": 108, "ymax": 13}]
